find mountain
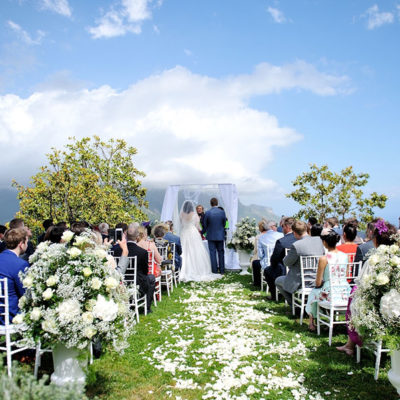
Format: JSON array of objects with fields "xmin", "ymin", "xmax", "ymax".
[{"xmin": 0, "ymin": 187, "xmax": 280, "ymax": 225}]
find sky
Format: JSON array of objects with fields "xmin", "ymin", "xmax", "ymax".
[{"xmin": 0, "ymin": 0, "xmax": 399, "ymax": 223}]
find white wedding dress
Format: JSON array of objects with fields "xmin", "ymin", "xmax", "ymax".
[{"xmin": 179, "ymin": 209, "xmax": 221, "ymax": 282}]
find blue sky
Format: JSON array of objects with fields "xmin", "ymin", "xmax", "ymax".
[{"xmin": 0, "ymin": 0, "xmax": 399, "ymax": 223}]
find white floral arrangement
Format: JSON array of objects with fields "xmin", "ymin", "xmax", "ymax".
[
  {"xmin": 227, "ymin": 217, "xmax": 257, "ymax": 252},
  {"xmin": 14, "ymin": 230, "xmax": 134, "ymax": 352},
  {"xmin": 351, "ymin": 244, "xmax": 400, "ymax": 349}
]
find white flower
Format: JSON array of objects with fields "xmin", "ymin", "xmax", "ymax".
[
  {"xmin": 390, "ymin": 255, "xmax": 400, "ymax": 266},
  {"xmin": 94, "ymin": 248, "xmax": 108, "ymax": 260},
  {"xmin": 118, "ymin": 302, "xmax": 128, "ymax": 316},
  {"xmin": 82, "ymin": 311, "xmax": 94, "ymax": 324},
  {"xmin": 380, "ymin": 289, "xmax": 400, "ymax": 320},
  {"xmin": 82, "ymin": 267, "xmax": 92, "ymax": 277},
  {"xmin": 91, "ymin": 277, "xmax": 102, "ymax": 290},
  {"xmin": 61, "ymin": 230, "xmax": 74, "ymax": 243},
  {"xmin": 42, "ymin": 288, "xmax": 54, "ymax": 300},
  {"xmin": 30, "ymin": 307, "xmax": 42, "ymax": 321},
  {"xmin": 75, "ymin": 235, "xmax": 91, "ymax": 246},
  {"xmin": 46, "ymin": 275, "xmax": 59, "ymax": 287},
  {"xmin": 84, "ymin": 326, "xmax": 96, "ymax": 339},
  {"xmin": 42, "ymin": 318, "xmax": 57, "ymax": 333},
  {"xmin": 369, "ymin": 254, "xmax": 379, "ymax": 266},
  {"xmin": 375, "ymin": 273, "xmax": 389, "ymax": 286},
  {"xmin": 22, "ymin": 276, "xmax": 33, "ymax": 288},
  {"xmin": 12, "ymin": 313, "xmax": 24, "ymax": 325},
  {"xmin": 18, "ymin": 296, "xmax": 26, "ymax": 308},
  {"xmin": 67, "ymin": 247, "xmax": 81, "ymax": 258},
  {"xmin": 57, "ymin": 299, "xmax": 81, "ymax": 323},
  {"xmin": 105, "ymin": 277, "xmax": 119, "ymax": 290},
  {"xmin": 85, "ymin": 299, "xmax": 97, "ymax": 311},
  {"xmin": 92, "ymin": 294, "xmax": 119, "ymax": 322}
]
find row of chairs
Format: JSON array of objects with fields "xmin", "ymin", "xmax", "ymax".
[
  {"xmin": 0, "ymin": 241, "xmax": 180, "ymax": 377},
  {"xmin": 257, "ymin": 249, "xmax": 389, "ymax": 380}
]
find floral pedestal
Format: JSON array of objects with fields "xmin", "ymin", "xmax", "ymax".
[
  {"xmin": 237, "ymin": 250, "xmax": 251, "ymax": 275},
  {"xmin": 51, "ymin": 343, "xmax": 87, "ymax": 387},
  {"xmin": 388, "ymin": 349, "xmax": 400, "ymax": 395}
]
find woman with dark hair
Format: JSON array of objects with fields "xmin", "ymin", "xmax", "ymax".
[
  {"xmin": 336, "ymin": 220, "xmax": 397, "ymax": 355},
  {"xmin": 306, "ymin": 228, "xmax": 349, "ymax": 332},
  {"xmin": 45, "ymin": 226, "xmax": 67, "ymax": 244},
  {"xmin": 337, "ymin": 223, "xmax": 358, "ymax": 257},
  {"xmin": 310, "ymin": 223, "xmax": 323, "ymax": 237}
]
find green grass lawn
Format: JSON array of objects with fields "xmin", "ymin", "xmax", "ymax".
[{"xmin": 85, "ymin": 273, "xmax": 397, "ymax": 400}]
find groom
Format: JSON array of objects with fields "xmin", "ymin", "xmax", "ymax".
[{"xmin": 203, "ymin": 198, "xmax": 227, "ymax": 274}]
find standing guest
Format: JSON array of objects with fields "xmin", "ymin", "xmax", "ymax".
[
  {"xmin": 251, "ymin": 220, "xmax": 267, "ymax": 287},
  {"xmin": 275, "ymin": 220, "xmax": 325, "ymax": 307},
  {"xmin": 114, "ymin": 223, "xmax": 155, "ymax": 313},
  {"xmin": 9, "ymin": 218, "xmax": 35, "ymax": 262},
  {"xmin": 98, "ymin": 222, "xmax": 109, "ymax": 243},
  {"xmin": 305, "ymin": 229, "xmax": 349, "ymax": 331},
  {"xmin": 310, "ymin": 223, "xmax": 323, "ymax": 237},
  {"xmin": 354, "ymin": 219, "xmax": 378, "ymax": 263},
  {"xmin": 37, "ymin": 219, "xmax": 53, "ymax": 244},
  {"xmin": 203, "ymin": 198, "xmax": 227, "ymax": 274},
  {"xmin": 196, "ymin": 205, "xmax": 206, "ymax": 239},
  {"xmin": 266, "ymin": 217, "xmax": 296, "ymax": 299},
  {"xmin": 0, "ymin": 228, "xmax": 29, "ymax": 324},
  {"xmin": 0, "ymin": 225, "xmax": 7, "ymax": 253}
]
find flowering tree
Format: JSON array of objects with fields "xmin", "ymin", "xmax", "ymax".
[
  {"xmin": 286, "ymin": 164, "xmax": 387, "ymax": 225},
  {"xmin": 13, "ymin": 136, "xmax": 148, "ymax": 232}
]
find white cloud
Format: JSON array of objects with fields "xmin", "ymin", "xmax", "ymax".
[
  {"xmin": 0, "ymin": 62, "xmax": 351, "ymax": 195},
  {"xmin": 40, "ymin": 0, "xmax": 72, "ymax": 17},
  {"xmin": 267, "ymin": 7, "xmax": 286, "ymax": 24},
  {"xmin": 89, "ymin": 0, "xmax": 160, "ymax": 39},
  {"xmin": 184, "ymin": 49, "xmax": 192, "ymax": 56},
  {"xmin": 7, "ymin": 20, "xmax": 45, "ymax": 45},
  {"xmin": 363, "ymin": 4, "xmax": 394, "ymax": 30}
]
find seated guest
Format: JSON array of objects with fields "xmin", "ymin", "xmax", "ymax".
[
  {"xmin": 354, "ymin": 219, "xmax": 378, "ymax": 263},
  {"xmin": 70, "ymin": 221, "xmax": 91, "ymax": 235},
  {"xmin": 337, "ymin": 222, "xmax": 358, "ymax": 259},
  {"xmin": 307, "ymin": 217, "xmax": 318, "ymax": 234},
  {"xmin": 9, "ymin": 218, "xmax": 35, "ymax": 262},
  {"xmin": 336, "ymin": 220, "xmax": 396, "ymax": 356},
  {"xmin": 0, "ymin": 225, "xmax": 7, "ymax": 253},
  {"xmin": 46, "ymin": 225, "xmax": 67, "ymax": 243},
  {"xmin": 341, "ymin": 217, "xmax": 363, "ymax": 244},
  {"xmin": 266, "ymin": 217, "xmax": 296, "ymax": 300},
  {"xmin": 324, "ymin": 217, "xmax": 343, "ymax": 236},
  {"xmin": 37, "ymin": 219, "xmax": 53, "ymax": 244},
  {"xmin": 305, "ymin": 229, "xmax": 349, "ymax": 331},
  {"xmin": 154, "ymin": 222, "xmax": 182, "ymax": 270},
  {"xmin": 136, "ymin": 226, "xmax": 162, "ymax": 277},
  {"xmin": 275, "ymin": 220, "xmax": 325, "ymax": 307},
  {"xmin": 0, "ymin": 228, "xmax": 29, "ymax": 324},
  {"xmin": 98, "ymin": 222, "xmax": 109, "ymax": 243},
  {"xmin": 252, "ymin": 220, "xmax": 283, "ymax": 288},
  {"xmin": 114, "ymin": 224, "xmax": 155, "ymax": 313},
  {"xmin": 310, "ymin": 223, "xmax": 323, "ymax": 237}
]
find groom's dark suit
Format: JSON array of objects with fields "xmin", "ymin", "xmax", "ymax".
[{"xmin": 203, "ymin": 207, "xmax": 226, "ymax": 273}]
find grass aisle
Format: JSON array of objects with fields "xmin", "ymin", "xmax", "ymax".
[{"xmin": 87, "ymin": 274, "xmax": 396, "ymax": 400}]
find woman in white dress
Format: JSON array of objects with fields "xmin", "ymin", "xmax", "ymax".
[{"xmin": 179, "ymin": 200, "xmax": 221, "ymax": 282}]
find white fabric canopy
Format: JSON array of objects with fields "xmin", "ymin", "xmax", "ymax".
[{"xmin": 160, "ymin": 183, "xmax": 240, "ymax": 270}]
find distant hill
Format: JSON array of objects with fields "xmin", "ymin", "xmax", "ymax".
[{"xmin": 0, "ymin": 187, "xmax": 279, "ymax": 225}]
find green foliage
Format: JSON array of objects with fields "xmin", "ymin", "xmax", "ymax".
[
  {"xmin": 0, "ymin": 364, "xmax": 90, "ymax": 400},
  {"xmin": 12, "ymin": 136, "xmax": 148, "ymax": 231},
  {"xmin": 286, "ymin": 164, "xmax": 387, "ymax": 225}
]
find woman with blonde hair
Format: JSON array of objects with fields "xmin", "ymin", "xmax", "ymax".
[{"xmin": 136, "ymin": 226, "xmax": 162, "ymax": 277}]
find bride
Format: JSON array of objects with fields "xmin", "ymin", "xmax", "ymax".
[{"xmin": 179, "ymin": 200, "xmax": 221, "ymax": 282}]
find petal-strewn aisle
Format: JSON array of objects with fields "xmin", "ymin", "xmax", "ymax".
[
  {"xmin": 88, "ymin": 274, "xmax": 396, "ymax": 400},
  {"xmin": 143, "ymin": 279, "xmax": 323, "ymax": 400}
]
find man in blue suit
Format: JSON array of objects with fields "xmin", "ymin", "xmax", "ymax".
[
  {"xmin": 0, "ymin": 228, "xmax": 29, "ymax": 324},
  {"xmin": 203, "ymin": 198, "xmax": 227, "ymax": 274}
]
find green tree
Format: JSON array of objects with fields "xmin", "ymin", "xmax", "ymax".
[
  {"xmin": 286, "ymin": 164, "xmax": 387, "ymax": 225},
  {"xmin": 13, "ymin": 136, "xmax": 148, "ymax": 232}
]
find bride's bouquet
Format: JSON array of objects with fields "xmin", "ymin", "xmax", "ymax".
[
  {"xmin": 351, "ymin": 242, "xmax": 400, "ymax": 349},
  {"xmin": 227, "ymin": 217, "xmax": 257, "ymax": 252},
  {"xmin": 14, "ymin": 230, "xmax": 134, "ymax": 352}
]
